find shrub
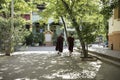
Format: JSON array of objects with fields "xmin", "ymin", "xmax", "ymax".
[{"xmin": 0, "ymin": 17, "xmax": 31, "ymax": 55}]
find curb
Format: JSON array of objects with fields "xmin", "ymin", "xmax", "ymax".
[
  {"xmin": 88, "ymin": 50, "xmax": 120, "ymax": 67},
  {"xmin": 75, "ymin": 48, "xmax": 120, "ymax": 67},
  {"xmin": 88, "ymin": 50, "xmax": 120, "ymax": 62}
]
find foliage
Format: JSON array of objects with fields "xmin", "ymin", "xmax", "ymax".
[
  {"xmin": 14, "ymin": 0, "xmax": 33, "ymax": 14},
  {"xmin": 59, "ymin": 0, "xmax": 103, "ymax": 55},
  {"xmin": 0, "ymin": 0, "xmax": 33, "ymax": 55},
  {"xmin": 100, "ymin": 0, "xmax": 118, "ymax": 19},
  {"xmin": 33, "ymin": 34, "xmax": 40, "ymax": 43},
  {"xmin": 81, "ymin": 22, "xmax": 99, "ymax": 44},
  {"xmin": 99, "ymin": 0, "xmax": 119, "ymax": 41},
  {"xmin": 13, "ymin": 17, "xmax": 31, "ymax": 46},
  {"xmin": 33, "ymin": 33, "xmax": 45, "ymax": 44},
  {"xmin": 25, "ymin": 32, "xmax": 34, "ymax": 45},
  {"xmin": 0, "ymin": 0, "xmax": 33, "ymax": 17},
  {"xmin": 33, "ymin": 0, "xmax": 104, "ymax": 58},
  {"xmin": 0, "ymin": 0, "xmax": 116, "ymax": 57},
  {"xmin": 0, "ymin": 17, "xmax": 30, "ymax": 54},
  {"xmin": 0, "ymin": 17, "xmax": 11, "ymax": 53}
]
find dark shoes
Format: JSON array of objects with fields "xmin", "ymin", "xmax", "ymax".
[{"xmin": 57, "ymin": 52, "xmax": 61, "ymax": 55}]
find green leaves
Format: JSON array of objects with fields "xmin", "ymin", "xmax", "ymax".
[
  {"xmin": 14, "ymin": 0, "xmax": 32, "ymax": 14},
  {"xmin": 80, "ymin": 21, "xmax": 99, "ymax": 44},
  {"xmin": 0, "ymin": 0, "xmax": 33, "ymax": 16},
  {"xmin": 100, "ymin": 0, "xmax": 118, "ymax": 19},
  {"xmin": 0, "ymin": 17, "xmax": 30, "ymax": 53}
]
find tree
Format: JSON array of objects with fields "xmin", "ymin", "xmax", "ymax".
[
  {"xmin": 0, "ymin": 17, "xmax": 30, "ymax": 55},
  {"xmin": 0, "ymin": 0, "xmax": 33, "ymax": 56},
  {"xmin": 34, "ymin": 0, "xmax": 103, "ymax": 58},
  {"xmin": 60, "ymin": 0, "xmax": 102, "ymax": 58},
  {"xmin": 100, "ymin": 0, "xmax": 119, "ymax": 41}
]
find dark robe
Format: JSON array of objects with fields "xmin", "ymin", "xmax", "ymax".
[
  {"xmin": 55, "ymin": 35, "xmax": 64, "ymax": 52},
  {"xmin": 67, "ymin": 36, "xmax": 74, "ymax": 52}
]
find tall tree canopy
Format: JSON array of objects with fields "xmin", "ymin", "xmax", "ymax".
[
  {"xmin": 33, "ymin": 0, "xmax": 104, "ymax": 58},
  {"xmin": 0, "ymin": 0, "xmax": 117, "ymax": 56}
]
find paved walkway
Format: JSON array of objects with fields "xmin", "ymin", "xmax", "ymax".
[
  {"xmin": 0, "ymin": 46, "xmax": 98, "ymax": 80},
  {"xmin": 0, "ymin": 46, "xmax": 120, "ymax": 80},
  {"xmin": 88, "ymin": 46, "xmax": 120, "ymax": 62}
]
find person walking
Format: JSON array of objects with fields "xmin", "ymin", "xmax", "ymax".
[
  {"xmin": 55, "ymin": 33, "xmax": 64, "ymax": 54},
  {"xmin": 67, "ymin": 33, "xmax": 74, "ymax": 56}
]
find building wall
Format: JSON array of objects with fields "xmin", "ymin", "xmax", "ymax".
[
  {"xmin": 108, "ymin": 4, "xmax": 120, "ymax": 51},
  {"xmin": 109, "ymin": 31, "xmax": 120, "ymax": 50}
]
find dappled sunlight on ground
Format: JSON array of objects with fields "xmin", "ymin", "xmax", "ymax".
[{"xmin": 0, "ymin": 49, "xmax": 102, "ymax": 80}]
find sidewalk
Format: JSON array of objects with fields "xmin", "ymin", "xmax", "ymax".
[
  {"xmin": 0, "ymin": 46, "xmax": 120, "ymax": 80},
  {"xmin": 87, "ymin": 46, "xmax": 120, "ymax": 66}
]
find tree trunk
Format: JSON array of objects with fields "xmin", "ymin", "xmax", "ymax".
[
  {"xmin": 72, "ymin": 19, "xmax": 88, "ymax": 58},
  {"xmin": 61, "ymin": 0, "xmax": 88, "ymax": 58},
  {"xmin": 5, "ymin": 50, "xmax": 11, "ymax": 56},
  {"xmin": 60, "ymin": 16, "xmax": 68, "ymax": 46}
]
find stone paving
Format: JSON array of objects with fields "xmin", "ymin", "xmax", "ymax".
[
  {"xmin": 88, "ymin": 46, "xmax": 120, "ymax": 60},
  {"xmin": 0, "ymin": 46, "xmax": 120, "ymax": 80}
]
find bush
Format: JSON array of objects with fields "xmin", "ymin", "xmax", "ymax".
[{"xmin": 0, "ymin": 17, "xmax": 31, "ymax": 54}]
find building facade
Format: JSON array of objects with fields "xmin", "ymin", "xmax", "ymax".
[{"xmin": 108, "ymin": 0, "xmax": 120, "ymax": 51}]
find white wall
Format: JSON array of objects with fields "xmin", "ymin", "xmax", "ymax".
[
  {"xmin": 113, "ymin": 20, "xmax": 120, "ymax": 31},
  {"xmin": 109, "ymin": 11, "xmax": 120, "ymax": 34}
]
